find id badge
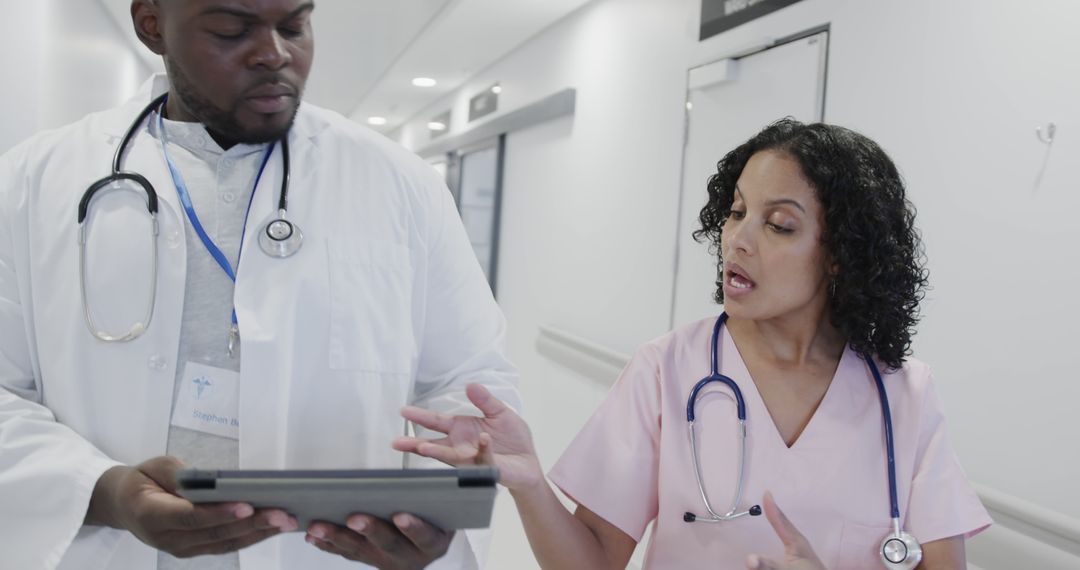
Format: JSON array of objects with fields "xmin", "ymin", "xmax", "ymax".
[{"xmin": 170, "ymin": 362, "xmax": 240, "ymax": 440}]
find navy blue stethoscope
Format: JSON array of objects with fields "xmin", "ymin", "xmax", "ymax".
[
  {"xmin": 77, "ymin": 93, "xmax": 303, "ymax": 349},
  {"xmin": 683, "ymin": 313, "xmax": 922, "ymax": 570}
]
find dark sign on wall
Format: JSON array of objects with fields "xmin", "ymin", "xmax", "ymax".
[
  {"xmin": 700, "ymin": 0, "xmax": 804, "ymax": 41},
  {"xmin": 469, "ymin": 84, "xmax": 500, "ymax": 122}
]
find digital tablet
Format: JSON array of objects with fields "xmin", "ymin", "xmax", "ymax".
[{"xmin": 176, "ymin": 466, "xmax": 499, "ymax": 530}]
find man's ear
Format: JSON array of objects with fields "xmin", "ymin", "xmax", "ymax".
[{"xmin": 131, "ymin": 0, "xmax": 166, "ymax": 56}]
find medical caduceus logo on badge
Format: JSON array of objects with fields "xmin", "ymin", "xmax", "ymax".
[{"xmin": 193, "ymin": 376, "xmax": 213, "ymax": 400}]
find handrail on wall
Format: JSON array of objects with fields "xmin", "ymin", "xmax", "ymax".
[{"xmin": 975, "ymin": 483, "xmax": 1080, "ymax": 554}]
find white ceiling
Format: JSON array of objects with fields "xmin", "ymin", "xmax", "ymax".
[{"xmin": 96, "ymin": 0, "xmax": 593, "ymax": 133}]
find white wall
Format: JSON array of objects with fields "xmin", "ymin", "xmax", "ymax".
[
  {"xmin": 397, "ymin": 0, "xmax": 1080, "ymax": 567},
  {"xmin": 821, "ymin": 1, "xmax": 1080, "ymax": 522},
  {"xmin": 401, "ymin": 0, "xmax": 695, "ymax": 352},
  {"xmin": 400, "ymin": 2, "xmax": 696, "ymax": 565},
  {"xmin": 0, "ymin": 0, "xmax": 148, "ymax": 154}
]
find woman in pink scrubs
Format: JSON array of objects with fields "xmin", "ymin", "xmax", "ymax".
[{"xmin": 395, "ymin": 119, "xmax": 991, "ymax": 569}]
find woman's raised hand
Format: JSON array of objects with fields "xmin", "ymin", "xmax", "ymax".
[
  {"xmin": 393, "ymin": 384, "xmax": 544, "ymax": 491},
  {"xmin": 746, "ymin": 492, "xmax": 828, "ymax": 570}
]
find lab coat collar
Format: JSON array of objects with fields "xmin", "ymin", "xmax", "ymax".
[{"xmin": 103, "ymin": 74, "xmax": 324, "ymax": 143}]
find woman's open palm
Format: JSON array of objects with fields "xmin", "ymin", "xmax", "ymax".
[{"xmin": 393, "ymin": 384, "xmax": 543, "ymax": 491}]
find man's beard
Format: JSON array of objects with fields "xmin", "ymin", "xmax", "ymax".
[{"xmin": 165, "ymin": 57, "xmax": 299, "ymax": 145}]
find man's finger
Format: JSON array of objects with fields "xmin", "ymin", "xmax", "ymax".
[
  {"xmin": 393, "ymin": 513, "xmax": 452, "ymax": 554},
  {"xmin": 182, "ymin": 509, "xmax": 296, "ymax": 547},
  {"xmin": 466, "ymin": 383, "xmax": 508, "ymax": 418},
  {"xmin": 306, "ymin": 531, "xmax": 372, "ymax": 564},
  {"xmin": 173, "ymin": 527, "xmax": 283, "ymax": 558},
  {"xmin": 308, "ymin": 521, "xmax": 374, "ymax": 557},
  {"xmin": 344, "ymin": 515, "xmax": 412, "ymax": 557},
  {"xmin": 762, "ymin": 491, "xmax": 807, "ymax": 553},
  {"xmin": 400, "ymin": 406, "xmax": 454, "ymax": 433},
  {"xmin": 139, "ymin": 456, "xmax": 186, "ymax": 493},
  {"xmin": 139, "ymin": 491, "xmax": 251, "ymax": 532}
]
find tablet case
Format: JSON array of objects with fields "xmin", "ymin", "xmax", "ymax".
[{"xmin": 177, "ymin": 467, "xmax": 499, "ymax": 530}]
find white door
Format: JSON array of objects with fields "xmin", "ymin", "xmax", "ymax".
[{"xmin": 671, "ymin": 32, "xmax": 828, "ymax": 328}]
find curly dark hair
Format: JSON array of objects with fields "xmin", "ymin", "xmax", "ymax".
[{"xmin": 692, "ymin": 118, "xmax": 929, "ymax": 370}]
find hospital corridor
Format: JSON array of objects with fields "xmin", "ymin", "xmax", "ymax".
[{"xmin": 0, "ymin": 1, "xmax": 1077, "ymax": 569}]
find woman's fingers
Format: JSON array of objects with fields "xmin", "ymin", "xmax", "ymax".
[
  {"xmin": 392, "ymin": 437, "xmax": 472, "ymax": 465},
  {"xmin": 414, "ymin": 441, "xmax": 482, "ymax": 466},
  {"xmin": 745, "ymin": 553, "xmax": 782, "ymax": 569},
  {"xmin": 477, "ymin": 432, "xmax": 496, "ymax": 464},
  {"xmin": 400, "ymin": 406, "xmax": 454, "ymax": 433},
  {"xmin": 762, "ymin": 491, "xmax": 808, "ymax": 553},
  {"xmin": 466, "ymin": 384, "xmax": 509, "ymax": 418},
  {"xmin": 754, "ymin": 491, "xmax": 826, "ymax": 569},
  {"xmin": 392, "ymin": 436, "xmax": 461, "ymax": 464},
  {"xmin": 392, "ymin": 436, "xmax": 441, "ymax": 454}
]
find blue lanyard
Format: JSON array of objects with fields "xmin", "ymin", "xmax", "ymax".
[{"xmin": 156, "ymin": 103, "xmax": 274, "ymax": 329}]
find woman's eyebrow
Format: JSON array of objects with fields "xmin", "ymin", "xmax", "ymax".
[
  {"xmin": 765, "ymin": 198, "xmax": 806, "ymax": 213},
  {"xmin": 733, "ymin": 186, "xmax": 805, "ymax": 213}
]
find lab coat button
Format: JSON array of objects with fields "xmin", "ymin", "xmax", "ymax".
[
  {"xmin": 221, "ymin": 191, "xmax": 236, "ymax": 204},
  {"xmin": 147, "ymin": 355, "xmax": 167, "ymax": 371},
  {"xmin": 165, "ymin": 231, "xmax": 181, "ymax": 248}
]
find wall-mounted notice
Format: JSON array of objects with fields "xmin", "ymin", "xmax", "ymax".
[
  {"xmin": 700, "ymin": 0, "xmax": 804, "ymax": 40},
  {"xmin": 469, "ymin": 84, "xmax": 500, "ymax": 122}
]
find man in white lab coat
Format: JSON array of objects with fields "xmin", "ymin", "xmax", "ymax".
[{"xmin": 0, "ymin": 1, "xmax": 519, "ymax": 569}]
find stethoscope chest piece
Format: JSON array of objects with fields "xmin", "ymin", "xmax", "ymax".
[
  {"xmin": 880, "ymin": 530, "xmax": 922, "ymax": 570},
  {"xmin": 258, "ymin": 211, "xmax": 303, "ymax": 258}
]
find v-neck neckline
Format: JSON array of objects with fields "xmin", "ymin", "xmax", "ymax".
[{"xmin": 721, "ymin": 324, "xmax": 851, "ymax": 451}]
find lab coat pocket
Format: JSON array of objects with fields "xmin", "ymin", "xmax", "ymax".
[
  {"xmin": 835, "ymin": 521, "xmax": 891, "ymax": 570},
  {"xmin": 326, "ymin": 240, "xmax": 415, "ymax": 373}
]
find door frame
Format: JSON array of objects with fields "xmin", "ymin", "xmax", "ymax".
[
  {"xmin": 449, "ymin": 135, "xmax": 507, "ymax": 297},
  {"xmin": 668, "ymin": 24, "xmax": 831, "ymax": 329}
]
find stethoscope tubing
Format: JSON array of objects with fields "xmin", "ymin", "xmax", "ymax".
[
  {"xmin": 685, "ymin": 313, "xmax": 904, "ymax": 528},
  {"xmin": 867, "ymin": 351, "xmax": 901, "ymax": 520},
  {"xmin": 685, "ymin": 313, "xmax": 756, "ymax": 523},
  {"xmin": 114, "ymin": 93, "xmax": 169, "ymax": 175},
  {"xmin": 77, "ymin": 92, "xmax": 296, "ymax": 344}
]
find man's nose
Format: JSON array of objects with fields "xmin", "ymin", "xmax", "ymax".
[{"xmin": 248, "ymin": 29, "xmax": 292, "ymax": 71}]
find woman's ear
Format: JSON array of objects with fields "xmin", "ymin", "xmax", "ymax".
[{"xmin": 131, "ymin": 0, "xmax": 166, "ymax": 56}]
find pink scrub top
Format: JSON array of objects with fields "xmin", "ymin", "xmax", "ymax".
[{"xmin": 549, "ymin": 317, "xmax": 991, "ymax": 570}]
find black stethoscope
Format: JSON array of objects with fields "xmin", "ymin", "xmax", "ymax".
[
  {"xmin": 683, "ymin": 313, "xmax": 923, "ymax": 569},
  {"xmin": 77, "ymin": 92, "xmax": 303, "ymax": 345}
]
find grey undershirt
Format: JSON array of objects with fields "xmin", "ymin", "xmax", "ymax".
[{"xmin": 150, "ymin": 115, "xmax": 268, "ymax": 570}]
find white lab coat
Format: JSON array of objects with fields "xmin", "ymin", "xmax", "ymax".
[{"xmin": 0, "ymin": 75, "xmax": 519, "ymax": 570}]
